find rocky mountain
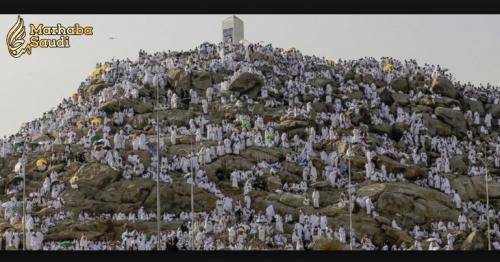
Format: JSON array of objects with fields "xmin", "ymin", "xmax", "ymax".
[{"xmin": 0, "ymin": 42, "xmax": 499, "ymax": 250}]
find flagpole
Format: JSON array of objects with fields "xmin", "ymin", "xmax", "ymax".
[
  {"xmin": 191, "ymin": 138, "xmax": 195, "ymax": 250},
  {"xmin": 156, "ymin": 83, "xmax": 161, "ymax": 251},
  {"xmin": 22, "ymin": 151, "xmax": 26, "ymax": 251},
  {"xmin": 348, "ymin": 148, "xmax": 352, "ymax": 251},
  {"xmin": 486, "ymin": 166, "xmax": 491, "ymax": 251}
]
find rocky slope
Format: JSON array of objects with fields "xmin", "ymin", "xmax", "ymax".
[{"xmin": 0, "ymin": 42, "xmax": 499, "ymax": 250}]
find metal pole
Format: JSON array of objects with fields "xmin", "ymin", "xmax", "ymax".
[
  {"xmin": 191, "ymin": 168, "xmax": 194, "ymax": 250},
  {"xmin": 191, "ymin": 140, "xmax": 194, "ymax": 250},
  {"xmin": 156, "ymin": 84, "xmax": 161, "ymax": 251},
  {"xmin": 22, "ymin": 153, "xmax": 26, "ymax": 251},
  {"xmin": 485, "ymin": 166, "xmax": 491, "ymax": 251},
  {"xmin": 348, "ymin": 153, "xmax": 352, "ymax": 251}
]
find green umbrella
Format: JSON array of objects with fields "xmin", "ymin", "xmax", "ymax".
[
  {"xmin": 60, "ymin": 240, "xmax": 73, "ymax": 249},
  {"xmin": 90, "ymin": 135, "xmax": 101, "ymax": 145}
]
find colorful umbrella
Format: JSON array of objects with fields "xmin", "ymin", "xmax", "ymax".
[
  {"xmin": 383, "ymin": 63, "xmax": 394, "ymax": 73},
  {"xmin": 36, "ymin": 159, "xmax": 47, "ymax": 167},
  {"xmin": 60, "ymin": 240, "xmax": 74, "ymax": 249},
  {"xmin": 90, "ymin": 135, "xmax": 101, "ymax": 145}
]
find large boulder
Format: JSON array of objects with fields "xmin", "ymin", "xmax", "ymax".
[
  {"xmin": 95, "ymin": 178, "xmax": 155, "ymax": 204},
  {"xmin": 240, "ymin": 147, "xmax": 284, "ymax": 163},
  {"xmin": 167, "ymin": 68, "xmax": 191, "ymax": 90},
  {"xmin": 228, "ymin": 72, "xmax": 263, "ymax": 98},
  {"xmin": 279, "ymin": 193, "xmax": 304, "ymax": 208},
  {"xmin": 434, "ymin": 107, "xmax": 466, "ymax": 136},
  {"xmin": 450, "ymin": 155, "xmax": 467, "ymax": 175},
  {"xmin": 133, "ymin": 102, "xmax": 154, "ymax": 114},
  {"xmin": 430, "ymin": 77, "xmax": 459, "ymax": 99},
  {"xmin": 79, "ymin": 81, "xmax": 108, "ymax": 101},
  {"xmin": 158, "ymin": 109, "xmax": 196, "ymax": 127},
  {"xmin": 266, "ymin": 175, "xmax": 282, "ymax": 191},
  {"xmin": 381, "ymin": 225, "xmax": 414, "ymax": 246},
  {"xmin": 423, "ymin": 114, "xmax": 452, "ymax": 137},
  {"xmin": 357, "ymin": 183, "xmax": 460, "ymax": 226},
  {"xmin": 403, "ymin": 165, "xmax": 427, "ymax": 180},
  {"xmin": 326, "ymin": 213, "xmax": 386, "ymax": 246},
  {"xmin": 470, "ymin": 175, "xmax": 500, "ymax": 199},
  {"xmin": 378, "ymin": 87, "xmax": 394, "ymax": 106},
  {"xmin": 278, "ymin": 119, "xmax": 310, "ymax": 131},
  {"xmin": 391, "ymin": 92, "xmax": 410, "ymax": 106},
  {"xmin": 345, "ymin": 90, "xmax": 364, "ymax": 100},
  {"xmin": 464, "ymin": 99, "xmax": 485, "ymax": 116},
  {"xmin": 487, "ymin": 104, "xmax": 500, "ymax": 118},
  {"xmin": 369, "ymin": 123, "xmax": 391, "ymax": 136},
  {"xmin": 46, "ymin": 220, "xmax": 114, "ymax": 241},
  {"xmin": 74, "ymin": 163, "xmax": 121, "ymax": 191},
  {"xmin": 191, "ymin": 70, "xmax": 212, "ymax": 90},
  {"xmin": 451, "ymin": 176, "xmax": 479, "ymax": 201},
  {"xmin": 143, "ymin": 182, "xmax": 217, "ymax": 214},
  {"xmin": 376, "ymin": 155, "xmax": 406, "ymax": 174},
  {"xmin": 433, "ymin": 96, "xmax": 461, "ymax": 108},
  {"xmin": 390, "ymin": 78, "xmax": 409, "ymax": 93},
  {"xmin": 390, "ymin": 122, "xmax": 407, "ymax": 141},
  {"xmin": 99, "ymin": 99, "xmax": 152, "ymax": 115}
]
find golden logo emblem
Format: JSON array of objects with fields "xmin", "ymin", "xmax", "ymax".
[
  {"xmin": 6, "ymin": 15, "xmax": 32, "ymax": 58},
  {"xmin": 6, "ymin": 15, "xmax": 94, "ymax": 58}
]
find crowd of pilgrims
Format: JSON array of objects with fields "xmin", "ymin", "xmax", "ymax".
[{"xmin": 0, "ymin": 40, "xmax": 500, "ymax": 250}]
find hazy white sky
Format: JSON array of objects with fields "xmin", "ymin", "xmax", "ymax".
[{"xmin": 1, "ymin": 15, "xmax": 500, "ymax": 137}]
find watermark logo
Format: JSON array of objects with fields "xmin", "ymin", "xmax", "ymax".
[{"xmin": 6, "ymin": 15, "xmax": 94, "ymax": 58}]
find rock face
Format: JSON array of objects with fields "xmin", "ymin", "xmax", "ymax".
[
  {"xmin": 79, "ymin": 81, "xmax": 108, "ymax": 101},
  {"xmin": 279, "ymin": 192, "xmax": 304, "ymax": 208},
  {"xmin": 488, "ymin": 104, "xmax": 500, "ymax": 118},
  {"xmin": 75, "ymin": 163, "xmax": 121, "ymax": 191},
  {"xmin": 46, "ymin": 220, "xmax": 115, "ymax": 241},
  {"xmin": 403, "ymin": 165, "xmax": 427, "ymax": 180},
  {"xmin": 423, "ymin": 113, "xmax": 452, "ymax": 137},
  {"xmin": 391, "ymin": 92, "xmax": 410, "ymax": 106},
  {"xmin": 357, "ymin": 183, "xmax": 460, "ymax": 226},
  {"xmin": 390, "ymin": 78, "xmax": 409, "ymax": 93},
  {"xmin": 430, "ymin": 77, "xmax": 460, "ymax": 99},
  {"xmin": 464, "ymin": 99, "xmax": 485, "ymax": 115},
  {"xmin": 2, "ymin": 42, "xmax": 500, "ymax": 251},
  {"xmin": 434, "ymin": 107, "xmax": 467, "ymax": 136},
  {"xmin": 228, "ymin": 72, "xmax": 263, "ymax": 98},
  {"xmin": 278, "ymin": 119, "xmax": 310, "ymax": 131},
  {"xmin": 376, "ymin": 155, "xmax": 406, "ymax": 173},
  {"xmin": 167, "ymin": 68, "xmax": 191, "ymax": 90},
  {"xmin": 191, "ymin": 70, "xmax": 212, "ymax": 90},
  {"xmin": 100, "ymin": 99, "xmax": 153, "ymax": 115},
  {"xmin": 378, "ymin": 87, "xmax": 394, "ymax": 105}
]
